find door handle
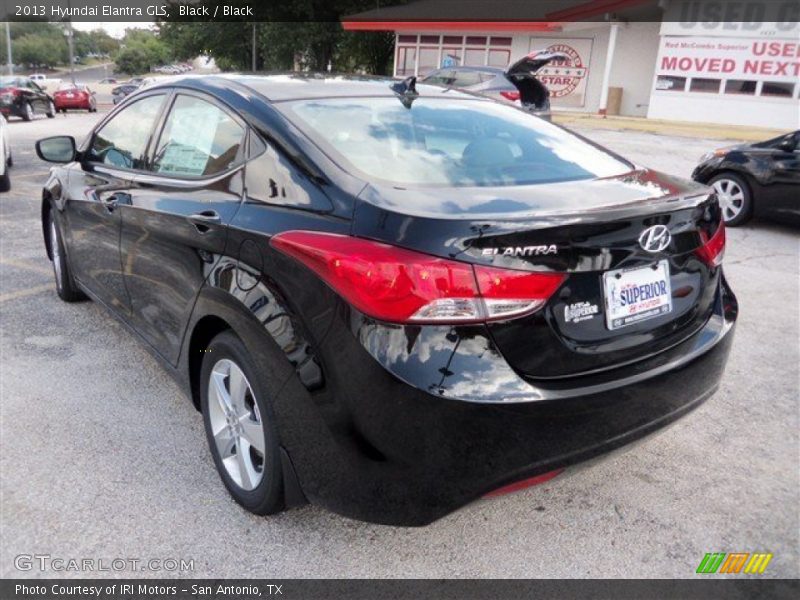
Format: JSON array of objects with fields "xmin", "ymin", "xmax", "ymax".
[
  {"xmin": 100, "ymin": 193, "xmax": 130, "ymax": 212},
  {"xmin": 188, "ymin": 210, "xmax": 221, "ymax": 233}
]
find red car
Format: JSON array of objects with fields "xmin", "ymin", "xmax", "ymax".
[{"xmin": 53, "ymin": 85, "xmax": 97, "ymax": 113}]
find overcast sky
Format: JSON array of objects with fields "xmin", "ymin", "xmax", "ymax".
[{"xmin": 71, "ymin": 22, "xmax": 153, "ymax": 38}]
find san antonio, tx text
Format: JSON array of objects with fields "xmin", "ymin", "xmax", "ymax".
[{"xmin": 16, "ymin": 583, "xmax": 280, "ymax": 597}]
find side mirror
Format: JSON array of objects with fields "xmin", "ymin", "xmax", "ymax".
[
  {"xmin": 777, "ymin": 137, "xmax": 797, "ymax": 152},
  {"xmin": 36, "ymin": 136, "xmax": 77, "ymax": 163}
]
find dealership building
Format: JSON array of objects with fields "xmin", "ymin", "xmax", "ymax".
[{"xmin": 343, "ymin": 0, "xmax": 800, "ymax": 129}]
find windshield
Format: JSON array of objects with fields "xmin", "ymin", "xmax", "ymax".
[
  {"xmin": 0, "ymin": 77, "xmax": 23, "ymax": 87},
  {"xmin": 281, "ymin": 97, "xmax": 632, "ymax": 187}
]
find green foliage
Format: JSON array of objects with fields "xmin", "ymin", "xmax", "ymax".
[
  {"xmin": 73, "ymin": 29, "xmax": 120, "ymax": 57},
  {"xmin": 156, "ymin": 0, "xmax": 405, "ymax": 74},
  {"xmin": 114, "ymin": 29, "xmax": 172, "ymax": 75},
  {"xmin": 12, "ymin": 33, "xmax": 68, "ymax": 68}
]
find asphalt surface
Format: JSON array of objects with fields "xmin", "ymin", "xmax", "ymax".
[{"xmin": 0, "ymin": 111, "xmax": 798, "ymax": 579}]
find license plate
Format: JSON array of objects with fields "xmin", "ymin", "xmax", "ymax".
[
  {"xmin": 65, "ymin": 93, "xmax": 74, "ymax": 98},
  {"xmin": 603, "ymin": 260, "xmax": 672, "ymax": 330}
]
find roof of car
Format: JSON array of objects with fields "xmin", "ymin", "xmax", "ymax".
[
  {"xmin": 150, "ymin": 73, "xmax": 481, "ymax": 102},
  {"xmin": 427, "ymin": 66, "xmax": 505, "ymax": 74}
]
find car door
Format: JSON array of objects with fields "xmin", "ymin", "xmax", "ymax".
[
  {"xmin": 119, "ymin": 90, "xmax": 247, "ymax": 364},
  {"xmin": 61, "ymin": 92, "xmax": 168, "ymax": 314},
  {"xmin": 767, "ymin": 132, "xmax": 800, "ymax": 218},
  {"xmin": 27, "ymin": 80, "xmax": 47, "ymax": 113}
]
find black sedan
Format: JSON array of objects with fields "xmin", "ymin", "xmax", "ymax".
[
  {"xmin": 0, "ymin": 76, "xmax": 55, "ymax": 121},
  {"xmin": 111, "ymin": 82, "xmax": 142, "ymax": 105},
  {"xmin": 35, "ymin": 74, "xmax": 736, "ymax": 526},
  {"xmin": 692, "ymin": 130, "xmax": 800, "ymax": 226}
]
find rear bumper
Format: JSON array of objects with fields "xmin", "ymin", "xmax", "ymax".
[
  {"xmin": 55, "ymin": 100, "xmax": 91, "ymax": 109},
  {"xmin": 275, "ymin": 274, "xmax": 737, "ymax": 526},
  {"xmin": 0, "ymin": 103, "xmax": 22, "ymax": 118}
]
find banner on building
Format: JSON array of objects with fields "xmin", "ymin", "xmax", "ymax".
[
  {"xmin": 654, "ymin": 35, "xmax": 799, "ymax": 96},
  {"xmin": 529, "ymin": 37, "xmax": 593, "ymax": 108}
]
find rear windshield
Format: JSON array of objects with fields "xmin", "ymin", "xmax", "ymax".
[{"xmin": 280, "ymin": 97, "xmax": 632, "ymax": 187}]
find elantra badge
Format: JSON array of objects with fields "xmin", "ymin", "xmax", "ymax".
[
  {"xmin": 481, "ymin": 245, "xmax": 558, "ymax": 257},
  {"xmin": 638, "ymin": 225, "xmax": 671, "ymax": 253}
]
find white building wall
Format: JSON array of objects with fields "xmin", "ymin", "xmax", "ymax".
[{"xmin": 609, "ymin": 22, "xmax": 662, "ymax": 117}]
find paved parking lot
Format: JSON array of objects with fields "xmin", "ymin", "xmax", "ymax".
[{"xmin": 0, "ymin": 111, "xmax": 797, "ymax": 578}]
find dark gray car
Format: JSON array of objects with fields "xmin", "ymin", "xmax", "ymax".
[{"xmin": 422, "ymin": 50, "xmax": 568, "ymax": 120}]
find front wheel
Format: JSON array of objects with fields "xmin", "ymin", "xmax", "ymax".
[
  {"xmin": 201, "ymin": 331, "xmax": 285, "ymax": 515},
  {"xmin": 46, "ymin": 101, "xmax": 55, "ymax": 118},
  {"xmin": 47, "ymin": 209, "xmax": 85, "ymax": 302},
  {"xmin": 0, "ymin": 167, "xmax": 10, "ymax": 192},
  {"xmin": 22, "ymin": 102, "xmax": 33, "ymax": 121},
  {"xmin": 709, "ymin": 172, "xmax": 753, "ymax": 226}
]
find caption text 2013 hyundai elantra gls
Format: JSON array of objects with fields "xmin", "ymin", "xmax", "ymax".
[{"xmin": 36, "ymin": 74, "xmax": 736, "ymax": 526}]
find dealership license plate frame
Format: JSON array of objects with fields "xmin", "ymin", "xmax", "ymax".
[{"xmin": 603, "ymin": 260, "xmax": 672, "ymax": 330}]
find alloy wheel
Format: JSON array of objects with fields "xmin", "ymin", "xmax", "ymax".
[
  {"xmin": 711, "ymin": 178, "xmax": 745, "ymax": 222},
  {"xmin": 207, "ymin": 358, "xmax": 266, "ymax": 491},
  {"xmin": 24, "ymin": 103, "xmax": 33, "ymax": 120},
  {"xmin": 50, "ymin": 217, "xmax": 63, "ymax": 289}
]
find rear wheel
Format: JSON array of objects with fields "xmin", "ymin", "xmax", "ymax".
[
  {"xmin": 201, "ymin": 331, "xmax": 285, "ymax": 515},
  {"xmin": 22, "ymin": 102, "xmax": 33, "ymax": 121},
  {"xmin": 47, "ymin": 209, "xmax": 85, "ymax": 302},
  {"xmin": 710, "ymin": 172, "xmax": 753, "ymax": 226}
]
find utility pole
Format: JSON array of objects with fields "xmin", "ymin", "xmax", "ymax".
[
  {"xmin": 5, "ymin": 21, "xmax": 12, "ymax": 75},
  {"xmin": 251, "ymin": 23, "xmax": 257, "ymax": 72},
  {"xmin": 67, "ymin": 21, "xmax": 75, "ymax": 84},
  {"xmin": 66, "ymin": 0, "xmax": 75, "ymax": 84}
]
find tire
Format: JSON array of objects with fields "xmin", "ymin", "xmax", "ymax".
[
  {"xmin": 0, "ymin": 168, "xmax": 10, "ymax": 192},
  {"xmin": 46, "ymin": 101, "xmax": 55, "ymax": 118},
  {"xmin": 47, "ymin": 208, "xmax": 86, "ymax": 302},
  {"xmin": 22, "ymin": 102, "xmax": 33, "ymax": 121},
  {"xmin": 6, "ymin": 152, "xmax": 12, "ymax": 167},
  {"xmin": 709, "ymin": 172, "xmax": 753, "ymax": 226},
  {"xmin": 201, "ymin": 331, "xmax": 285, "ymax": 515}
]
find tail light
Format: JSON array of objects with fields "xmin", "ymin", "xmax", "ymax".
[
  {"xmin": 270, "ymin": 231, "xmax": 565, "ymax": 324},
  {"xmin": 696, "ymin": 221, "xmax": 725, "ymax": 267},
  {"xmin": 0, "ymin": 88, "xmax": 21, "ymax": 100},
  {"xmin": 500, "ymin": 90, "xmax": 521, "ymax": 102}
]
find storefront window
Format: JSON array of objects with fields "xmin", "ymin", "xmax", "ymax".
[
  {"xmin": 418, "ymin": 48, "xmax": 440, "ymax": 75},
  {"xmin": 488, "ymin": 49, "xmax": 511, "ymax": 67},
  {"xmin": 760, "ymin": 82, "xmax": 795, "ymax": 97},
  {"xmin": 397, "ymin": 47, "xmax": 416, "ymax": 76},
  {"xmin": 464, "ymin": 48, "xmax": 486, "ymax": 66},
  {"xmin": 655, "ymin": 75, "xmax": 686, "ymax": 91},
  {"xmin": 689, "ymin": 78, "xmax": 721, "ymax": 93},
  {"xmin": 724, "ymin": 80, "xmax": 757, "ymax": 95}
]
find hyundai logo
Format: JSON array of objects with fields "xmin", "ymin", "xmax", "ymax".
[{"xmin": 638, "ymin": 225, "xmax": 671, "ymax": 253}]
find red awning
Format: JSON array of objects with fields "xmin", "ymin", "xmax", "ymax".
[{"xmin": 342, "ymin": 21, "xmax": 562, "ymax": 32}]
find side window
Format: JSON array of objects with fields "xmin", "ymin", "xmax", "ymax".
[
  {"xmin": 151, "ymin": 95, "xmax": 245, "ymax": 177},
  {"xmin": 451, "ymin": 70, "xmax": 482, "ymax": 87},
  {"xmin": 425, "ymin": 70, "xmax": 455, "ymax": 85},
  {"xmin": 89, "ymin": 94, "xmax": 165, "ymax": 170}
]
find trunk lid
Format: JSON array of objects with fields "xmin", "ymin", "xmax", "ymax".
[
  {"xmin": 504, "ymin": 50, "xmax": 569, "ymax": 109},
  {"xmin": 506, "ymin": 50, "xmax": 571, "ymax": 78},
  {"xmin": 353, "ymin": 170, "xmax": 721, "ymax": 378}
]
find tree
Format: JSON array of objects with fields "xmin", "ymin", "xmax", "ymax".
[
  {"xmin": 13, "ymin": 33, "xmax": 68, "ymax": 68},
  {"xmin": 114, "ymin": 29, "xmax": 172, "ymax": 75},
  {"xmin": 88, "ymin": 29, "xmax": 120, "ymax": 56},
  {"xmin": 114, "ymin": 45, "xmax": 151, "ymax": 75},
  {"xmin": 156, "ymin": 0, "xmax": 405, "ymax": 74}
]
